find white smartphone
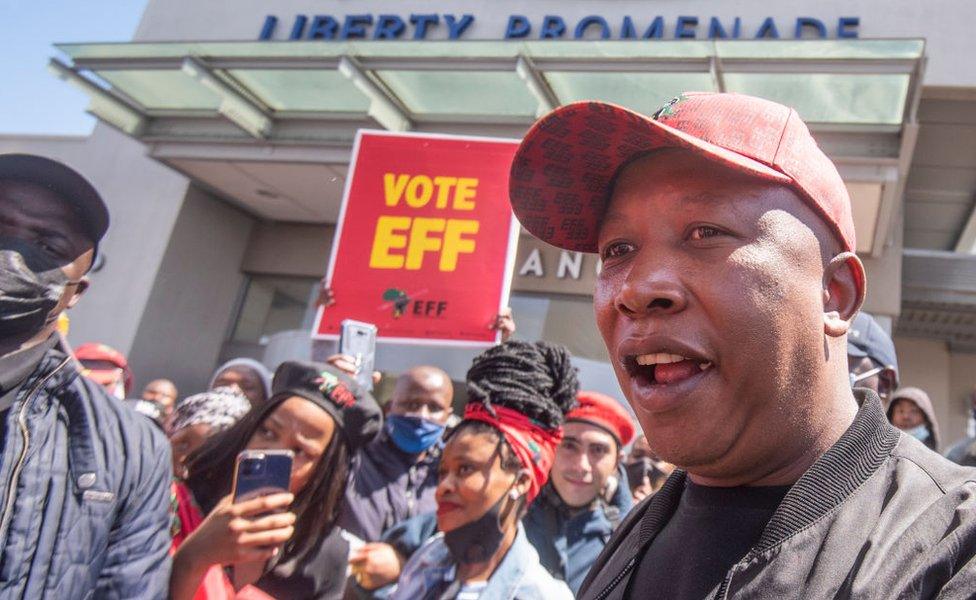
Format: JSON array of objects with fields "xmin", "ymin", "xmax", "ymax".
[{"xmin": 339, "ymin": 319, "xmax": 378, "ymax": 392}]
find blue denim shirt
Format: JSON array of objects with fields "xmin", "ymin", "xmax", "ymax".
[{"xmin": 391, "ymin": 525, "xmax": 573, "ymax": 600}]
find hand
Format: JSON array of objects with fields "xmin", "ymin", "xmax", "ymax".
[
  {"xmin": 315, "ymin": 281, "xmax": 335, "ymax": 308},
  {"xmin": 348, "ymin": 543, "xmax": 405, "ymax": 590},
  {"xmin": 491, "ymin": 307, "xmax": 516, "ymax": 342},
  {"xmin": 171, "ymin": 493, "xmax": 296, "ymax": 600},
  {"xmin": 325, "ymin": 354, "xmax": 382, "ymax": 386},
  {"xmin": 179, "ymin": 493, "xmax": 296, "ymax": 567}
]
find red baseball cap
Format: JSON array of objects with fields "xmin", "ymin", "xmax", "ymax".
[
  {"xmin": 74, "ymin": 342, "xmax": 133, "ymax": 394},
  {"xmin": 508, "ymin": 93, "xmax": 855, "ymax": 254},
  {"xmin": 568, "ymin": 391, "xmax": 636, "ymax": 447}
]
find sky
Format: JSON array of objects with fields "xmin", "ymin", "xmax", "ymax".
[{"xmin": 0, "ymin": 0, "xmax": 148, "ymax": 136}]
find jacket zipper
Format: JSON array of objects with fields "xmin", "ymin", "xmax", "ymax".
[
  {"xmin": 0, "ymin": 358, "xmax": 70, "ymax": 546},
  {"xmin": 593, "ymin": 556, "xmax": 637, "ymax": 600}
]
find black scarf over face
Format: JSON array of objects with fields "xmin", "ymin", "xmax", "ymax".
[{"xmin": 185, "ymin": 393, "xmax": 351, "ymax": 599}]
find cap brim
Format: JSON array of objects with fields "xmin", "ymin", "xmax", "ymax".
[{"xmin": 509, "ymin": 101, "xmax": 791, "ymax": 252}]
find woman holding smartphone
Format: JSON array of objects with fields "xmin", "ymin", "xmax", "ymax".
[
  {"xmin": 392, "ymin": 341, "xmax": 576, "ymax": 600},
  {"xmin": 170, "ymin": 361, "xmax": 382, "ymax": 599}
]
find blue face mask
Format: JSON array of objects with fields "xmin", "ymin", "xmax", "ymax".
[
  {"xmin": 385, "ymin": 414, "xmax": 446, "ymax": 454},
  {"xmin": 905, "ymin": 424, "xmax": 930, "ymax": 443}
]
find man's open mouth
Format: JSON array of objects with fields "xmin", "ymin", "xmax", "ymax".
[{"xmin": 624, "ymin": 352, "xmax": 714, "ymax": 386}]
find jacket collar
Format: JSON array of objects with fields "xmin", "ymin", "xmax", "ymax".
[
  {"xmin": 635, "ymin": 390, "xmax": 899, "ymax": 553},
  {"xmin": 17, "ymin": 345, "xmax": 103, "ymax": 495}
]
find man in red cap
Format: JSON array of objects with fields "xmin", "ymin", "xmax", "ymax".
[
  {"xmin": 509, "ymin": 94, "xmax": 976, "ymax": 599},
  {"xmin": 74, "ymin": 342, "xmax": 133, "ymax": 399},
  {"xmin": 524, "ymin": 391, "xmax": 637, "ymax": 594}
]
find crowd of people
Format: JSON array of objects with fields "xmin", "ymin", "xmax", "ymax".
[{"xmin": 1, "ymin": 89, "xmax": 975, "ymax": 600}]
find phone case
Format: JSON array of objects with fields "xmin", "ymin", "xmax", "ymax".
[
  {"xmin": 339, "ymin": 319, "xmax": 378, "ymax": 392},
  {"xmin": 232, "ymin": 449, "xmax": 294, "ymax": 504}
]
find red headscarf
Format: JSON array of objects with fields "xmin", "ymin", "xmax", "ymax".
[{"xmin": 463, "ymin": 402, "xmax": 563, "ymax": 504}]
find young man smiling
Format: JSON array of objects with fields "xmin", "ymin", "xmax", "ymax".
[
  {"xmin": 524, "ymin": 391, "xmax": 636, "ymax": 594},
  {"xmin": 509, "ymin": 94, "xmax": 976, "ymax": 599}
]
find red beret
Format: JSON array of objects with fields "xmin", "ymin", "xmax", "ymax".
[{"xmin": 567, "ymin": 391, "xmax": 636, "ymax": 447}]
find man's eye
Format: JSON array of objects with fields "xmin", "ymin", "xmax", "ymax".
[
  {"xmin": 601, "ymin": 241, "xmax": 635, "ymax": 260},
  {"xmin": 36, "ymin": 239, "xmax": 63, "ymax": 257},
  {"xmin": 689, "ymin": 226, "xmax": 723, "ymax": 241}
]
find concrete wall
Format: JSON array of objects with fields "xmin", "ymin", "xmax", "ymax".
[
  {"xmin": 133, "ymin": 0, "xmax": 976, "ymax": 88},
  {"xmin": 0, "ymin": 125, "xmax": 190, "ymax": 354},
  {"xmin": 893, "ymin": 335, "xmax": 975, "ymax": 451},
  {"xmin": 127, "ymin": 184, "xmax": 255, "ymax": 397}
]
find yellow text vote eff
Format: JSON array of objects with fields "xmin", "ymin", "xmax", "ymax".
[
  {"xmin": 370, "ymin": 217, "xmax": 479, "ymax": 271},
  {"xmin": 383, "ymin": 173, "xmax": 478, "ymax": 210}
]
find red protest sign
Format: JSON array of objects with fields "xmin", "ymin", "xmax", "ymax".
[{"xmin": 313, "ymin": 131, "xmax": 520, "ymax": 345}]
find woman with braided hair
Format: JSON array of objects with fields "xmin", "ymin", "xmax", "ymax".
[{"xmin": 391, "ymin": 341, "xmax": 577, "ymax": 600}]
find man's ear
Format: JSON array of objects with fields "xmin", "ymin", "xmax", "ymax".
[
  {"xmin": 823, "ymin": 252, "xmax": 865, "ymax": 338},
  {"xmin": 66, "ymin": 277, "xmax": 90, "ymax": 310}
]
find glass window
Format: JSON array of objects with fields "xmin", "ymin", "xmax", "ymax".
[{"xmin": 231, "ymin": 275, "xmax": 320, "ymax": 344}]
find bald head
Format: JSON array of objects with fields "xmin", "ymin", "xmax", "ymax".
[
  {"xmin": 388, "ymin": 366, "xmax": 454, "ymax": 425},
  {"xmin": 142, "ymin": 378, "xmax": 178, "ymax": 415}
]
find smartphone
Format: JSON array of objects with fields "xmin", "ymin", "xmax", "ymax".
[
  {"xmin": 339, "ymin": 319, "xmax": 378, "ymax": 392},
  {"xmin": 232, "ymin": 449, "xmax": 294, "ymax": 504}
]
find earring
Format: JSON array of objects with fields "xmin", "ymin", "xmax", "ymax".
[{"xmin": 509, "ymin": 489, "xmax": 519, "ymax": 500}]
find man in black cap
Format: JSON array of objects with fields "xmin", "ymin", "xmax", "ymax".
[
  {"xmin": 0, "ymin": 154, "xmax": 172, "ymax": 598},
  {"xmin": 847, "ymin": 311, "xmax": 899, "ymax": 403}
]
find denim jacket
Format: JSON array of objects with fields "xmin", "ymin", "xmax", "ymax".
[{"xmin": 392, "ymin": 525, "xmax": 573, "ymax": 600}]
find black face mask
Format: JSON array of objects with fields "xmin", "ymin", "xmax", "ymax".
[
  {"xmin": 443, "ymin": 485, "xmax": 519, "ymax": 565},
  {"xmin": 0, "ymin": 237, "xmax": 76, "ymax": 339},
  {"xmin": 625, "ymin": 457, "xmax": 661, "ymax": 486}
]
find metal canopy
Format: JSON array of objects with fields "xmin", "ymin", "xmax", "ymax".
[{"xmin": 50, "ymin": 39, "xmax": 926, "ymax": 256}]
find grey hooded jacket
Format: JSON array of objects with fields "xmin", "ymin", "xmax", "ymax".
[{"xmin": 577, "ymin": 391, "xmax": 976, "ymax": 600}]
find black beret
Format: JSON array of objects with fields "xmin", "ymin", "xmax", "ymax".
[{"xmin": 271, "ymin": 361, "xmax": 382, "ymax": 453}]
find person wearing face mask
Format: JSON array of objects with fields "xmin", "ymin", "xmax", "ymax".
[
  {"xmin": 0, "ymin": 154, "xmax": 173, "ymax": 598},
  {"xmin": 391, "ymin": 341, "xmax": 575, "ymax": 600},
  {"xmin": 847, "ymin": 312, "xmax": 899, "ymax": 403},
  {"xmin": 210, "ymin": 357, "xmax": 273, "ymax": 407},
  {"xmin": 74, "ymin": 341, "xmax": 133, "ymax": 400},
  {"xmin": 624, "ymin": 435, "xmax": 674, "ymax": 504},
  {"xmin": 338, "ymin": 365, "xmax": 455, "ymax": 545},
  {"xmin": 886, "ymin": 387, "xmax": 941, "ymax": 452}
]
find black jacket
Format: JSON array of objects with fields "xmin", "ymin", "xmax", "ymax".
[
  {"xmin": 0, "ymin": 344, "xmax": 172, "ymax": 598},
  {"xmin": 578, "ymin": 392, "xmax": 976, "ymax": 600}
]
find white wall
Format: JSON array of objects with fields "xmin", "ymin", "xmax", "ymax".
[
  {"xmin": 127, "ymin": 185, "xmax": 255, "ymax": 396},
  {"xmin": 132, "ymin": 0, "xmax": 976, "ymax": 88},
  {"xmin": 0, "ymin": 125, "xmax": 190, "ymax": 354}
]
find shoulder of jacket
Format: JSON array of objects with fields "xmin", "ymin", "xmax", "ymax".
[{"xmin": 890, "ymin": 434, "xmax": 976, "ymax": 493}]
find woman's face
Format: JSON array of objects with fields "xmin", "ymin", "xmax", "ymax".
[
  {"xmin": 170, "ymin": 423, "xmax": 212, "ymax": 476},
  {"xmin": 435, "ymin": 429, "xmax": 519, "ymax": 533},
  {"xmin": 246, "ymin": 397, "xmax": 335, "ymax": 494},
  {"xmin": 890, "ymin": 399, "xmax": 926, "ymax": 431},
  {"xmin": 213, "ymin": 367, "xmax": 266, "ymax": 405}
]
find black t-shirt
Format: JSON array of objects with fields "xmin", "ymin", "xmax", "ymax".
[{"xmin": 626, "ymin": 479, "xmax": 791, "ymax": 600}]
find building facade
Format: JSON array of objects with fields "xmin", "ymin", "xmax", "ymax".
[{"xmin": 2, "ymin": 0, "xmax": 976, "ymax": 445}]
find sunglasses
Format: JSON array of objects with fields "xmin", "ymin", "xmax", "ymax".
[{"xmin": 850, "ymin": 365, "xmax": 895, "ymax": 400}]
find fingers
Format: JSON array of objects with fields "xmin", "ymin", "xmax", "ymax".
[
  {"xmin": 231, "ymin": 511, "xmax": 296, "ymax": 533},
  {"xmin": 237, "ymin": 526, "xmax": 295, "ymax": 548},
  {"xmin": 231, "ymin": 492, "xmax": 294, "ymax": 517},
  {"xmin": 325, "ymin": 354, "xmax": 359, "ymax": 376}
]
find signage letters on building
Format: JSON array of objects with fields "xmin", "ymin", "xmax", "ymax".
[{"xmin": 259, "ymin": 14, "xmax": 860, "ymax": 41}]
